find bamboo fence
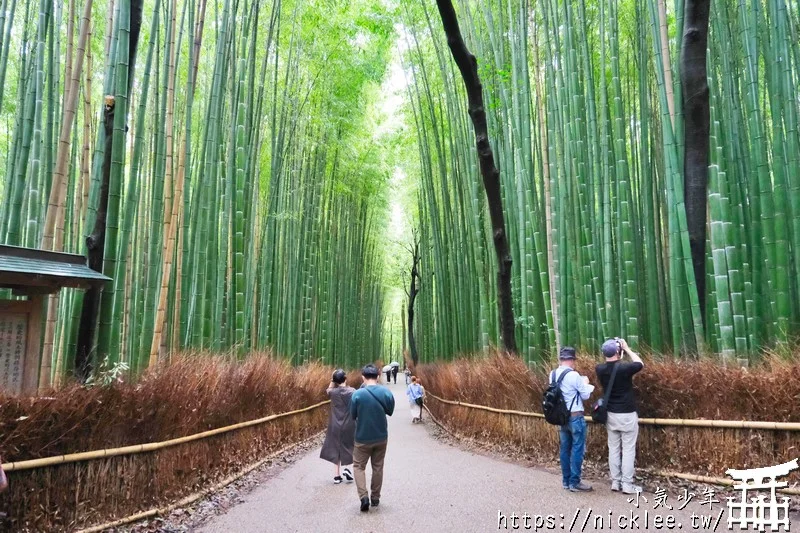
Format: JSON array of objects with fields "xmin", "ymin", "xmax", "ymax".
[
  {"xmin": 426, "ymin": 394, "xmax": 800, "ymax": 495},
  {"xmin": 427, "ymin": 393, "xmax": 800, "ymax": 431},
  {"xmin": 2, "ymin": 400, "xmax": 330, "ymax": 472},
  {"xmin": 74, "ymin": 435, "xmax": 323, "ymax": 533}
]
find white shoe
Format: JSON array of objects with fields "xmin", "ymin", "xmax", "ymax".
[
  {"xmin": 622, "ymin": 484, "xmax": 642, "ymax": 494},
  {"xmin": 611, "ymin": 481, "xmax": 622, "ymax": 492},
  {"xmin": 342, "ymin": 468, "xmax": 353, "ymax": 482}
]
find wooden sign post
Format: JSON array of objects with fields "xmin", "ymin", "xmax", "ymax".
[{"xmin": 0, "ymin": 297, "xmax": 43, "ymax": 395}]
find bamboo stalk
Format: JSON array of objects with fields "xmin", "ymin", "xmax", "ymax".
[
  {"xmin": 148, "ymin": 0, "xmax": 179, "ymax": 366},
  {"xmin": 38, "ymin": 0, "xmax": 94, "ymax": 390},
  {"xmin": 657, "ymin": 0, "xmax": 676, "ymax": 126}
]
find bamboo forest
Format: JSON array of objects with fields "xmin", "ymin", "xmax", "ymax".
[{"xmin": 0, "ymin": 0, "xmax": 798, "ymax": 387}]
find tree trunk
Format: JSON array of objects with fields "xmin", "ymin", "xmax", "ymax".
[
  {"xmin": 75, "ymin": 97, "xmax": 115, "ymax": 380},
  {"xmin": 434, "ymin": 0, "xmax": 518, "ymax": 354},
  {"xmin": 75, "ymin": 0, "xmax": 144, "ymax": 379},
  {"xmin": 401, "ymin": 304, "xmax": 407, "ymax": 354},
  {"xmin": 407, "ymin": 238, "xmax": 420, "ymax": 365},
  {"xmin": 681, "ymin": 0, "xmax": 711, "ymax": 322}
]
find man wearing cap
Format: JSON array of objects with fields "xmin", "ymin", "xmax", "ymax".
[
  {"xmin": 595, "ymin": 338, "xmax": 644, "ymax": 494},
  {"xmin": 551, "ymin": 347, "xmax": 595, "ymax": 492}
]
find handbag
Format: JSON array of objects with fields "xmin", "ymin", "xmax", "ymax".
[
  {"xmin": 414, "ymin": 396, "xmax": 424, "ymax": 407},
  {"xmin": 592, "ymin": 362, "xmax": 619, "ymax": 424}
]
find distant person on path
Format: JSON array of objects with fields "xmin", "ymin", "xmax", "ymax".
[
  {"xmin": 320, "ymin": 369, "xmax": 355, "ymax": 484},
  {"xmin": 391, "ymin": 365, "xmax": 399, "ymax": 384},
  {"xmin": 595, "ymin": 338, "xmax": 644, "ymax": 494},
  {"xmin": 406, "ymin": 376, "xmax": 425, "ymax": 423},
  {"xmin": 404, "ymin": 367, "xmax": 411, "ymax": 385},
  {"xmin": 383, "ymin": 364, "xmax": 393, "ymax": 384},
  {"xmin": 350, "ymin": 364, "xmax": 395, "ymax": 512},
  {"xmin": 551, "ymin": 346, "xmax": 595, "ymax": 492}
]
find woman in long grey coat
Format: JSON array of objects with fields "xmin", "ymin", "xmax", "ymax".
[{"xmin": 320, "ymin": 369, "xmax": 356, "ymax": 483}]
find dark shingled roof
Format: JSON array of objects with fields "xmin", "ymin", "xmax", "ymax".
[{"xmin": 0, "ymin": 245, "xmax": 111, "ymax": 292}]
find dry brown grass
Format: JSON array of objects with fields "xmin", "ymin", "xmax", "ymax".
[
  {"xmin": 419, "ymin": 351, "xmax": 800, "ymax": 421},
  {"xmin": 418, "ymin": 352, "xmax": 800, "ymax": 484},
  {"xmin": 0, "ymin": 352, "xmax": 334, "ymax": 532}
]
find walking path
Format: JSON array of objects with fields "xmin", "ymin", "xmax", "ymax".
[{"xmin": 201, "ymin": 383, "xmax": 729, "ymax": 532}]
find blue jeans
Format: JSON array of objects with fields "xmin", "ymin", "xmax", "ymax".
[{"xmin": 559, "ymin": 415, "xmax": 586, "ymax": 488}]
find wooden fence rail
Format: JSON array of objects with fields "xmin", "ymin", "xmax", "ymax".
[
  {"xmin": 2, "ymin": 400, "xmax": 330, "ymax": 472},
  {"xmin": 426, "ymin": 394, "xmax": 800, "ymax": 495},
  {"xmin": 427, "ymin": 393, "xmax": 800, "ymax": 431}
]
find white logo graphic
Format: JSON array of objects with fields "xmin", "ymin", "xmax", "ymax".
[{"xmin": 725, "ymin": 458, "xmax": 798, "ymax": 531}]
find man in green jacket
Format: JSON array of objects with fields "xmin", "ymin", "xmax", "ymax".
[{"xmin": 349, "ymin": 364, "xmax": 395, "ymax": 512}]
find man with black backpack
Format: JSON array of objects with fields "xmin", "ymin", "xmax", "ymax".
[{"xmin": 545, "ymin": 347, "xmax": 595, "ymax": 492}]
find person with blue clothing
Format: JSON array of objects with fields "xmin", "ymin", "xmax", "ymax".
[
  {"xmin": 551, "ymin": 346, "xmax": 595, "ymax": 492},
  {"xmin": 349, "ymin": 364, "xmax": 395, "ymax": 512},
  {"xmin": 406, "ymin": 376, "xmax": 425, "ymax": 423}
]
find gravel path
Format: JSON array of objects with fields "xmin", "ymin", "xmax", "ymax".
[{"xmin": 199, "ymin": 383, "xmax": 740, "ymax": 533}]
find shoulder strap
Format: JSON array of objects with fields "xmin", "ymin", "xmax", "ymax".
[
  {"xmin": 553, "ymin": 368, "xmax": 577, "ymax": 411},
  {"xmin": 602, "ymin": 363, "xmax": 620, "ymax": 406},
  {"xmin": 364, "ymin": 386, "xmax": 389, "ymax": 414},
  {"xmin": 553, "ymin": 367, "xmax": 572, "ymax": 385}
]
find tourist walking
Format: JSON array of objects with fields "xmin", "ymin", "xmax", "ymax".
[
  {"xmin": 382, "ymin": 364, "xmax": 393, "ymax": 384},
  {"xmin": 391, "ymin": 362, "xmax": 399, "ymax": 384},
  {"xmin": 595, "ymin": 338, "xmax": 644, "ymax": 494},
  {"xmin": 350, "ymin": 364, "xmax": 395, "ymax": 512},
  {"xmin": 550, "ymin": 346, "xmax": 595, "ymax": 492},
  {"xmin": 406, "ymin": 376, "xmax": 425, "ymax": 423},
  {"xmin": 320, "ymin": 369, "xmax": 355, "ymax": 484}
]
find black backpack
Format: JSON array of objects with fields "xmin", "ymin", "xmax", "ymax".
[{"xmin": 542, "ymin": 368, "xmax": 575, "ymax": 426}]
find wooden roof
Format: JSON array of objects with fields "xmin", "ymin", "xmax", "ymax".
[{"xmin": 0, "ymin": 245, "xmax": 111, "ymax": 294}]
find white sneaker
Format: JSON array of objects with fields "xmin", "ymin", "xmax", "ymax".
[
  {"xmin": 622, "ymin": 484, "xmax": 642, "ymax": 494},
  {"xmin": 342, "ymin": 469, "xmax": 353, "ymax": 483},
  {"xmin": 611, "ymin": 481, "xmax": 622, "ymax": 492}
]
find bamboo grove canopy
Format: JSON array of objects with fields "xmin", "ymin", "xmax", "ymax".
[
  {"xmin": 401, "ymin": 0, "xmax": 800, "ymax": 363},
  {"xmin": 0, "ymin": 0, "xmax": 798, "ymax": 379},
  {"xmin": 0, "ymin": 0, "xmax": 394, "ymax": 383}
]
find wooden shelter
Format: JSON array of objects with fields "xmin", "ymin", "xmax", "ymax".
[{"xmin": 0, "ymin": 245, "xmax": 110, "ymax": 395}]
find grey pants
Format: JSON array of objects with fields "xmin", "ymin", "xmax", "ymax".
[{"xmin": 606, "ymin": 412, "xmax": 639, "ymax": 488}]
